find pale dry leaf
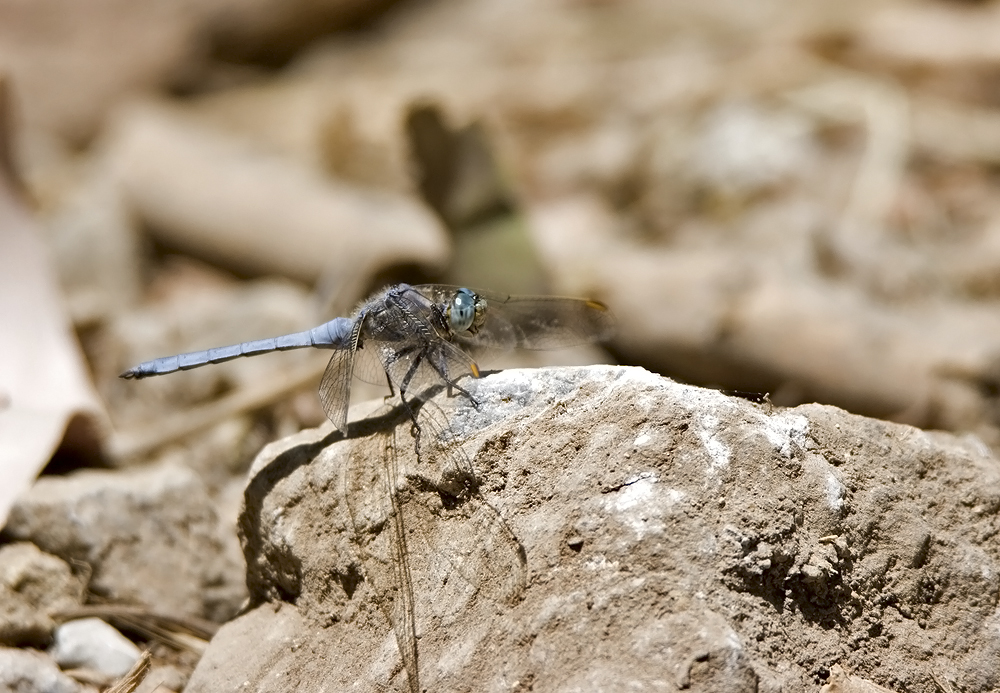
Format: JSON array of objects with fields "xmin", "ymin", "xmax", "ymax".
[{"xmin": 0, "ymin": 174, "xmax": 107, "ymax": 528}]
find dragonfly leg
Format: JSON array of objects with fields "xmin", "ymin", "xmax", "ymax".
[
  {"xmin": 396, "ymin": 348, "xmax": 426, "ymax": 409},
  {"xmin": 426, "ymin": 348, "xmax": 479, "ymax": 408},
  {"xmin": 383, "ymin": 370, "xmax": 397, "ymax": 397},
  {"xmin": 381, "ymin": 371, "xmax": 398, "ymax": 404},
  {"xmin": 418, "ymin": 349, "xmax": 479, "ymax": 408},
  {"xmin": 397, "ymin": 391, "xmax": 423, "ymax": 439},
  {"xmin": 445, "ymin": 380, "xmax": 479, "ymax": 408}
]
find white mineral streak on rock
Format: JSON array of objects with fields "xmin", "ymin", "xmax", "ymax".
[
  {"xmin": 699, "ymin": 414, "xmax": 731, "ymax": 473},
  {"xmin": 825, "ymin": 472, "xmax": 847, "ymax": 513},
  {"xmin": 584, "ymin": 555, "xmax": 619, "ymax": 571},
  {"xmin": 758, "ymin": 412, "xmax": 810, "ymax": 458},
  {"xmin": 604, "ymin": 472, "xmax": 687, "ymax": 541}
]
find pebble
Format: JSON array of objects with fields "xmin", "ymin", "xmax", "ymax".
[{"xmin": 49, "ymin": 617, "xmax": 141, "ymax": 678}]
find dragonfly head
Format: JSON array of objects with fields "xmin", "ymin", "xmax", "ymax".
[{"xmin": 448, "ymin": 288, "xmax": 486, "ymax": 334}]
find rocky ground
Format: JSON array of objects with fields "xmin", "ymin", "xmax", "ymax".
[
  {"xmin": 5, "ymin": 0, "xmax": 1000, "ymax": 691},
  {"xmin": 192, "ymin": 366, "xmax": 999, "ymax": 693}
]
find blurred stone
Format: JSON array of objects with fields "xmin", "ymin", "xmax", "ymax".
[
  {"xmin": 0, "ymin": 0, "xmax": 405, "ymax": 143},
  {"xmin": 530, "ymin": 192, "xmax": 1000, "ymax": 433},
  {"xmin": 0, "ymin": 0, "xmax": 201, "ymax": 143},
  {"xmin": 187, "ymin": 366, "xmax": 1000, "ymax": 692},
  {"xmin": 858, "ymin": 4, "xmax": 1000, "ymax": 68},
  {"xmin": 912, "ymin": 97, "xmax": 1000, "ymax": 165},
  {"xmin": 40, "ymin": 160, "xmax": 143, "ymax": 326},
  {"xmin": 532, "ymin": 118, "xmax": 643, "ymax": 202},
  {"xmin": 4, "ymin": 462, "xmax": 246, "ymax": 621},
  {"xmin": 49, "ymin": 618, "xmax": 141, "ymax": 679},
  {"xmin": 689, "ymin": 100, "xmax": 816, "ymax": 201},
  {"xmin": 197, "ymin": 0, "xmax": 724, "ymax": 205},
  {"xmin": 405, "ymin": 104, "xmax": 513, "ymax": 230},
  {"xmin": 183, "ymin": 78, "xmax": 413, "ymax": 193},
  {"xmin": 0, "ymin": 646, "xmax": 80, "ymax": 693},
  {"xmin": 105, "ymin": 103, "xmax": 448, "ymax": 285},
  {"xmin": 0, "ymin": 543, "xmax": 83, "ymax": 647},
  {"xmin": 205, "ymin": 0, "xmax": 403, "ymax": 67}
]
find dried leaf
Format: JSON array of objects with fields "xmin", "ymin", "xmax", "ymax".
[{"xmin": 0, "ymin": 137, "xmax": 107, "ymax": 527}]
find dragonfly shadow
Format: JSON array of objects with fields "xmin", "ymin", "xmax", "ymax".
[
  {"xmin": 343, "ymin": 389, "xmax": 527, "ymax": 693},
  {"xmin": 238, "ymin": 385, "xmax": 525, "ymax": 693},
  {"xmin": 239, "ymin": 402, "xmax": 413, "ymax": 606}
]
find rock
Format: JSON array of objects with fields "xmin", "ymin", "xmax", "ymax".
[
  {"xmin": 0, "ymin": 543, "xmax": 83, "ymax": 647},
  {"xmin": 48, "ymin": 618, "xmax": 140, "ymax": 679},
  {"xmin": 0, "ymin": 646, "xmax": 80, "ymax": 693},
  {"xmin": 4, "ymin": 462, "xmax": 246, "ymax": 621},
  {"xmin": 185, "ymin": 365, "xmax": 1000, "ymax": 692}
]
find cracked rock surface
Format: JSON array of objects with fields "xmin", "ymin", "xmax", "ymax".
[{"xmin": 188, "ymin": 365, "xmax": 1000, "ymax": 693}]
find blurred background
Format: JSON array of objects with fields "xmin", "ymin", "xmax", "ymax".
[{"xmin": 6, "ymin": 0, "xmax": 1000, "ymax": 482}]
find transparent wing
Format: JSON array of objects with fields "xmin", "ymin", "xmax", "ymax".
[
  {"xmin": 343, "ymin": 407, "xmax": 419, "ymax": 693},
  {"xmin": 412, "ymin": 284, "xmax": 616, "ymax": 352},
  {"xmin": 408, "ymin": 397, "xmax": 528, "ymax": 607},
  {"xmin": 351, "ymin": 346, "xmax": 394, "ymax": 388},
  {"xmin": 343, "ymin": 398, "xmax": 527, "ymax": 693},
  {"xmin": 464, "ymin": 294, "xmax": 616, "ymax": 350},
  {"xmin": 385, "ymin": 439, "xmax": 419, "ymax": 693},
  {"xmin": 318, "ymin": 346, "xmax": 355, "ymax": 435},
  {"xmin": 341, "ymin": 298, "xmax": 413, "ymax": 389}
]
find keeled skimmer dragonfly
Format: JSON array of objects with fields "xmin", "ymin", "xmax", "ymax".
[
  {"xmin": 123, "ymin": 283, "xmax": 614, "ymax": 691},
  {"xmin": 121, "ymin": 283, "xmax": 616, "ymax": 430}
]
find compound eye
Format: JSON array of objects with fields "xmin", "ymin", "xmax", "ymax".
[{"xmin": 448, "ymin": 288, "xmax": 477, "ymax": 332}]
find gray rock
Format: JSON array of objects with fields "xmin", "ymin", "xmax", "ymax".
[
  {"xmin": 0, "ymin": 543, "xmax": 83, "ymax": 646},
  {"xmin": 187, "ymin": 366, "xmax": 1000, "ymax": 693},
  {"xmin": 48, "ymin": 618, "xmax": 140, "ymax": 678},
  {"xmin": 4, "ymin": 462, "xmax": 246, "ymax": 621},
  {"xmin": 0, "ymin": 646, "xmax": 80, "ymax": 693}
]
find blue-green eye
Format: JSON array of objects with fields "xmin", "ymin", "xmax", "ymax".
[{"xmin": 448, "ymin": 288, "xmax": 477, "ymax": 332}]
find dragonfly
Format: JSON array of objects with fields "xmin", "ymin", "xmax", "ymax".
[
  {"xmin": 121, "ymin": 283, "xmax": 616, "ymax": 432},
  {"xmin": 123, "ymin": 283, "xmax": 614, "ymax": 691}
]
